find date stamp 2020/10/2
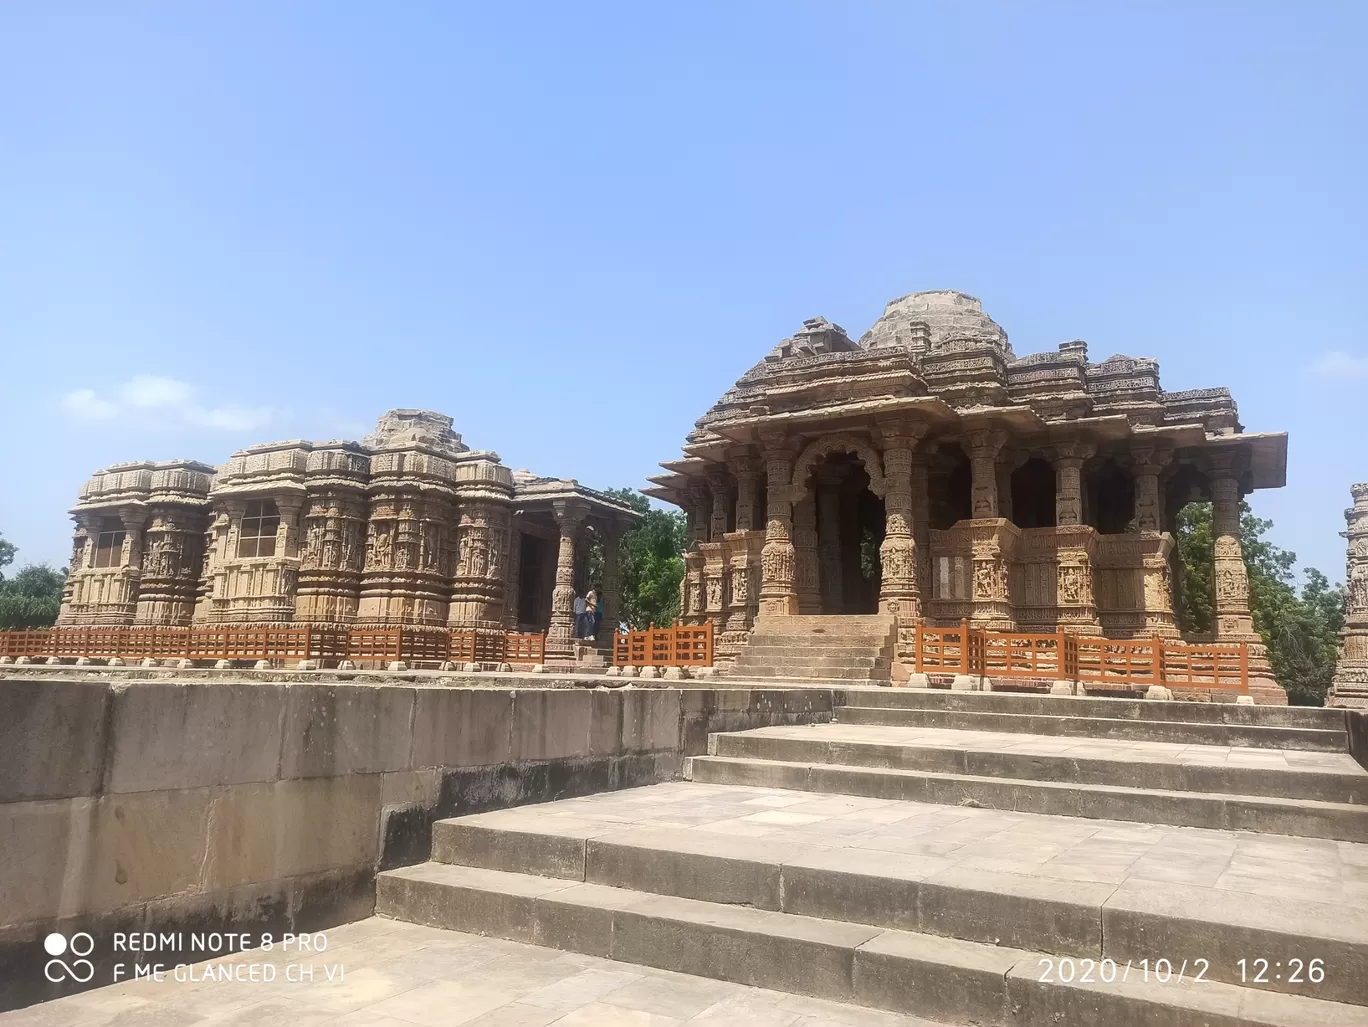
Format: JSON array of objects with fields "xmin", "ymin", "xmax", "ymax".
[{"xmin": 1036, "ymin": 957, "xmax": 1327, "ymax": 986}]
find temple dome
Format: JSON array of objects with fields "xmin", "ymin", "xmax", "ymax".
[{"xmin": 858, "ymin": 289, "xmax": 1012, "ymax": 358}]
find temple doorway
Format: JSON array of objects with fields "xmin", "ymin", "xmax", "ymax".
[{"xmin": 803, "ymin": 452, "xmax": 885, "ymax": 614}]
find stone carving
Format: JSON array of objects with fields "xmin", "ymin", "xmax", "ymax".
[
  {"xmin": 1330, "ymin": 483, "xmax": 1368, "ymax": 707},
  {"xmin": 646, "ymin": 288, "xmax": 1288, "ymax": 700},
  {"xmin": 59, "ymin": 410, "xmax": 637, "ymax": 636}
]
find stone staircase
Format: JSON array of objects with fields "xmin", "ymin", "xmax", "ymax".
[
  {"xmin": 722, "ymin": 614, "xmax": 897, "ymax": 684},
  {"xmin": 377, "ymin": 688, "xmax": 1368, "ymax": 1026}
]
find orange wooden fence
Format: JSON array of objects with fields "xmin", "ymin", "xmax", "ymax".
[
  {"xmin": 0, "ymin": 625, "xmax": 546, "ymax": 669},
  {"xmin": 613, "ymin": 621, "xmax": 714, "ymax": 667},
  {"xmin": 912, "ymin": 619, "xmax": 1248, "ymax": 695}
]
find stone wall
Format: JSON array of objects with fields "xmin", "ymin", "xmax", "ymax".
[{"xmin": 0, "ymin": 679, "xmax": 832, "ymax": 1012}]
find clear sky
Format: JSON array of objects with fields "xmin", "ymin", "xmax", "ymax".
[{"xmin": 1, "ymin": 3, "xmax": 1364, "ymax": 580}]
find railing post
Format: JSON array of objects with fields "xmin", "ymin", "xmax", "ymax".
[
  {"xmin": 1153, "ymin": 635, "xmax": 1166, "ymax": 688},
  {"xmin": 913, "ymin": 619, "xmax": 924, "ymax": 675},
  {"xmin": 1240, "ymin": 643, "xmax": 1249, "ymax": 696},
  {"xmin": 960, "ymin": 617, "xmax": 970, "ymax": 674}
]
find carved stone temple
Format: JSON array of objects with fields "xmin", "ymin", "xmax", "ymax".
[
  {"xmin": 57, "ymin": 409, "xmax": 636, "ymax": 658},
  {"xmin": 647, "ymin": 290, "xmax": 1290, "ymax": 702},
  {"xmin": 1329, "ymin": 483, "xmax": 1368, "ymax": 708}
]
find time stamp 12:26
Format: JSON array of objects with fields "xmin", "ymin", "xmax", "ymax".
[{"xmin": 1035, "ymin": 957, "xmax": 1326, "ymax": 985}]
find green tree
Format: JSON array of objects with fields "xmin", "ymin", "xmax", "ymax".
[
  {"xmin": 0, "ymin": 531, "xmax": 15, "ymax": 581},
  {"xmin": 1174, "ymin": 502, "xmax": 1345, "ymax": 705},
  {"xmin": 600, "ymin": 488, "xmax": 687, "ymax": 629}
]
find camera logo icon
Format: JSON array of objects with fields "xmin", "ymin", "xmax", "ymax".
[{"xmin": 43, "ymin": 932, "xmax": 95, "ymax": 983}]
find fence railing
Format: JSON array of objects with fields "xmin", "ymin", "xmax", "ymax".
[
  {"xmin": 0, "ymin": 625, "xmax": 547, "ymax": 669},
  {"xmin": 612, "ymin": 621, "xmax": 714, "ymax": 667},
  {"xmin": 912, "ymin": 619, "xmax": 1248, "ymax": 695}
]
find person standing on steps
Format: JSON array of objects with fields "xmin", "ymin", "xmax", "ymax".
[
  {"xmin": 572, "ymin": 592, "xmax": 588, "ymax": 640},
  {"xmin": 584, "ymin": 587, "xmax": 599, "ymax": 642}
]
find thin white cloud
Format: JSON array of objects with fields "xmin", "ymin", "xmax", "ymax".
[
  {"xmin": 61, "ymin": 389, "xmax": 119, "ymax": 420},
  {"xmin": 120, "ymin": 374, "xmax": 194, "ymax": 409},
  {"xmin": 1309, "ymin": 350, "xmax": 1368, "ymax": 380},
  {"xmin": 57, "ymin": 376, "xmax": 274, "ymax": 432}
]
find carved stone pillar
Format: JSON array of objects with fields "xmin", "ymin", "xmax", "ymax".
[
  {"xmin": 733, "ymin": 458, "xmax": 761, "ymax": 532},
  {"xmin": 504, "ymin": 528, "xmax": 523, "ymax": 628},
  {"xmin": 688, "ymin": 481, "xmax": 711, "ymax": 547},
  {"xmin": 448, "ymin": 499, "xmax": 512, "ymax": 629},
  {"xmin": 1132, "ymin": 445, "xmax": 1172, "ymax": 533},
  {"xmin": 969, "ymin": 525, "xmax": 1014, "ymax": 630},
  {"xmin": 1211, "ymin": 463, "xmax": 1283, "ymax": 701},
  {"xmin": 1330, "ymin": 483, "xmax": 1368, "ymax": 706},
  {"xmin": 295, "ymin": 489, "xmax": 367, "ymax": 623},
  {"xmin": 135, "ymin": 505, "xmax": 206, "ymax": 626},
  {"xmin": 815, "ymin": 465, "xmax": 844, "ymax": 614},
  {"xmin": 708, "ymin": 471, "xmax": 732, "ymax": 540},
  {"xmin": 547, "ymin": 501, "xmax": 587, "ymax": 657},
  {"xmin": 758, "ymin": 439, "xmax": 797, "ymax": 617},
  {"xmin": 793, "ymin": 494, "xmax": 820, "ymax": 614},
  {"xmin": 910, "ymin": 454, "xmax": 932, "ymax": 606},
  {"xmin": 682, "ymin": 550, "xmax": 705, "ymax": 623},
  {"xmin": 1054, "ymin": 525, "xmax": 1102, "ymax": 634},
  {"xmin": 1053, "ymin": 442, "xmax": 1094, "ymax": 527},
  {"xmin": 599, "ymin": 522, "xmax": 623, "ymax": 636},
  {"xmin": 877, "ymin": 420, "xmax": 928, "ymax": 620},
  {"xmin": 966, "ymin": 428, "xmax": 1008, "ymax": 518}
]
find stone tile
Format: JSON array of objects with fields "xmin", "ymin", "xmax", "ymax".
[
  {"xmin": 518, "ymin": 968, "xmax": 645, "ymax": 1012},
  {"xmin": 461, "ymin": 1004, "xmax": 563, "ymax": 1027},
  {"xmin": 600, "ymin": 972, "xmax": 735, "ymax": 1019},
  {"xmin": 362, "ymin": 979, "xmax": 520, "ymax": 1025},
  {"xmin": 554, "ymin": 1003, "xmax": 682, "ymax": 1026}
]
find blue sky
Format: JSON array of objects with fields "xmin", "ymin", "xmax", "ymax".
[{"xmin": 1, "ymin": 3, "xmax": 1364, "ymax": 579}]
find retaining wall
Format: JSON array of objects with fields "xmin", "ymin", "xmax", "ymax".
[{"xmin": 0, "ymin": 677, "xmax": 833, "ymax": 1011}]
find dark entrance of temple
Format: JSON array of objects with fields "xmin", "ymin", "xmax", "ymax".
[{"xmin": 804, "ymin": 452, "xmax": 885, "ymax": 614}]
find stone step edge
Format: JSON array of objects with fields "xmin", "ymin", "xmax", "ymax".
[
  {"xmin": 709, "ymin": 732, "xmax": 1368, "ymax": 804},
  {"xmin": 375, "ymin": 861, "xmax": 1362, "ymax": 1025},
  {"xmin": 685, "ymin": 756, "xmax": 1368, "ymax": 844},
  {"xmin": 835, "ymin": 706, "xmax": 1350, "ymax": 751},
  {"xmin": 426, "ymin": 816, "xmax": 1368, "ymax": 1005},
  {"xmin": 840, "ymin": 689, "xmax": 1346, "ymax": 728}
]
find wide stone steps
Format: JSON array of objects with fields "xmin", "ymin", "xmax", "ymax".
[
  {"xmin": 842, "ymin": 688, "xmax": 1346, "ymax": 729},
  {"xmin": 710, "ymin": 726, "xmax": 1368, "ymax": 804},
  {"xmin": 836, "ymin": 704, "xmax": 1349, "ymax": 750},
  {"xmin": 687, "ymin": 755, "xmax": 1368, "ymax": 842},
  {"xmin": 376, "ymin": 808, "xmax": 1368, "ymax": 1024}
]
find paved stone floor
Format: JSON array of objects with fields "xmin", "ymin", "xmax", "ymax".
[
  {"xmin": 471, "ymin": 780, "xmax": 1368, "ymax": 910},
  {"xmin": 0, "ymin": 918, "xmax": 950, "ymax": 1026},
  {"xmin": 743, "ymin": 722, "xmax": 1367, "ymax": 772}
]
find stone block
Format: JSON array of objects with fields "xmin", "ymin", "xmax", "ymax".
[
  {"xmin": 639, "ymin": 666, "xmax": 660, "ymax": 680},
  {"xmin": 853, "ymin": 930, "xmax": 1018, "ymax": 1024},
  {"xmin": 0, "ymin": 656, "xmax": 11, "ymax": 664},
  {"xmin": 176, "ymin": 658, "xmax": 195, "ymax": 669},
  {"xmin": 433, "ymin": 817, "xmax": 588, "ymax": 879},
  {"xmin": 375, "ymin": 862, "xmax": 566, "ymax": 943},
  {"xmin": 214, "ymin": 659, "xmax": 231, "ymax": 669},
  {"xmin": 412, "ymin": 687, "xmax": 512, "ymax": 769},
  {"xmin": 663, "ymin": 666, "xmax": 688, "ymax": 680},
  {"xmin": 619, "ymin": 665, "xmax": 639, "ymax": 678},
  {"xmin": 497, "ymin": 663, "xmax": 512, "ymax": 673},
  {"xmin": 254, "ymin": 660, "xmax": 271, "ymax": 670},
  {"xmin": 87, "ymin": 789, "xmax": 213, "ymax": 914},
  {"xmin": 950, "ymin": 674, "xmax": 978, "ymax": 691},
  {"xmin": 587, "ymin": 832, "xmax": 780, "ymax": 909},
  {"xmin": 918, "ymin": 866, "xmax": 1110, "ymax": 955},
  {"xmin": 44, "ymin": 656, "xmax": 62, "ymax": 665},
  {"xmin": 105, "ymin": 682, "xmax": 288, "ymax": 793},
  {"xmin": 604, "ymin": 666, "xmax": 621, "ymax": 678},
  {"xmin": 380, "ymin": 768, "xmax": 441, "ymax": 808},
  {"xmin": 200, "ymin": 775, "xmax": 383, "ymax": 889},
  {"xmin": 1050, "ymin": 680, "xmax": 1077, "ymax": 695},
  {"xmin": 0, "ymin": 798, "xmax": 97, "ymax": 927},
  {"xmin": 107, "ymin": 657, "xmax": 124, "ymax": 667},
  {"xmin": 338, "ymin": 660, "xmax": 356, "ymax": 670},
  {"xmin": 906, "ymin": 672, "xmax": 930, "ymax": 688},
  {"xmin": 463, "ymin": 662, "xmax": 481, "ymax": 673},
  {"xmin": 13, "ymin": 656, "xmax": 30, "ymax": 665},
  {"xmin": 279, "ymin": 683, "xmax": 417, "ymax": 779},
  {"xmin": 141, "ymin": 658, "xmax": 159, "ymax": 668},
  {"xmin": 0, "ymin": 679, "xmax": 109, "ymax": 802},
  {"xmin": 74, "ymin": 657, "xmax": 91, "ymax": 666},
  {"xmin": 296, "ymin": 660, "xmax": 318, "ymax": 671},
  {"xmin": 1237, "ymin": 695, "xmax": 1256, "ymax": 706},
  {"xmin": 620, "ymin": 689, "xmax": 681, "ymax": 753},
  {"xmin": 387, "ymin": 660, "xmax": 408, "ymax": 672},
  {"xmin": 512, "ymin": 691, "xmax": 593, "ymax": 761},
  {"xmin": 529, "ymin": 663, "xmax": 546, "ymax": 674},
  {"xmin": 692, "ymin": 666, "xmax": 716, "ymax": 679},
  {"xmin": 1146, "ymin": 685, "xmax": 1174, "ymax": 701}
]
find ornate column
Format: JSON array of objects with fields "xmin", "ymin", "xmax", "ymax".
[
  {"xmin": 1330, "ymin": 483, "xmax": 1368, "ymax": 706},
  {"xmin": 448, "ymin": 499, "xmax": 512, "ymax": 629},
  {"xmin": 877, "ymin": 419, "xmax": 928, "ymax": 620},
  {"xmin": 966, "ymin": 428, "xmax": 1008, "ymax": 518},
  {"xmin": 816, "ymin": 465, "xmax": 844, "ymax": 614},
  {"xmin": 546, "ymin": 500, "xmax": 587, "ymax": 657},
  {"xmin": 708, "ymin": 470, "xmax": 732, "ymax": 539},
  {"xmin": 1132, "ymin": 444, "xmax": 1172, "ymax": 532},
  {"xmin": 295, "ymin": 489, "xmax": 367, "ymax": 623},
  {"xmin": 688, "ymin": 480, "xmax": 711, "ymax": 547},
  {"xmin": 792, "ymin": 493, "xmax": 820, "ymax": 614},
  {"xmin": 733, "ymin": 457, "xmax": 762, "ymax": 532},
  {"xmin": 911, "ymin": 453, "xmax": 932, "ymax": 607},
  {"xmin": 758, "ymin": 436, "xmax": 798, "ymax": 618},
  {"xmin": 1211, "ymin": 457, "xmax": 1283, "ymax": 701},
  {"xmin": 599, "ymin": 521, "xmax": 623, "ymax": 636},
  {"xmin": 1053, "ymin": 442, "xmax": 1094, "ymax": 526},
  {"xmin": 504, "ymin": 527, "xmax": 523, "ymax": 628},
  {"xmin": 135, "ymin": 506, "xmax": 206, "ymax": 626}
]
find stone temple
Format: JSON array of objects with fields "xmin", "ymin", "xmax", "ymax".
[
  {"xmin": 648, "ymin": 290, "xmax": 1290, "ymax": 702},
  {"xmin": 56, "ymin": 409, "xmax": 636, "ymax": 659}
]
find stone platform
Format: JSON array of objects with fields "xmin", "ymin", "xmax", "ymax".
[{"xmin": 375, "ymin": 688, "xmax": 1368, "ymax": 1025}]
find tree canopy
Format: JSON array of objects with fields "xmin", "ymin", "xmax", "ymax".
[
  {"xmin": 598, "ymin": 488, "xmax": 687, "ymax": 629},
  {"xmin": 1174, "ymin": 503, "xmax": 1344, "ymax": 705},
  {"xmin": 0, "ymin": 530, "xmax": 67, "ymax": 630}
]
